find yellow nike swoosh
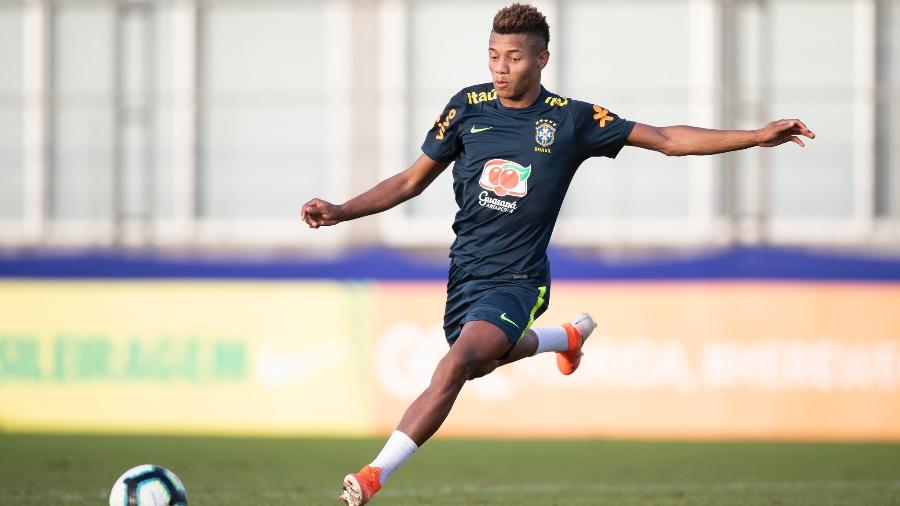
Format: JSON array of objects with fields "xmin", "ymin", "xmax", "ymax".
[{"xmin": 500, "ymin": 313, "xmax": 520, "ymax": 328}]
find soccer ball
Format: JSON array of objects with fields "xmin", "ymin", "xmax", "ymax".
[{"xmin": 109, "ymin": 464, "xmax": 188, "ymax": 506}]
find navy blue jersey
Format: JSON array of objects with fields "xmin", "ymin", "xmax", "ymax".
[{"xmin": 421, "ymin": 83, "xmax": 635, "ymax": 279}]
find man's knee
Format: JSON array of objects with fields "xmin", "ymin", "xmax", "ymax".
[
  {"xmin": 437, "ymin": 350, "xmax": 482, "ymax": 384},
  {"xmin": 468, "ymin": 360, "xmax": 499, "ymax": 381},
  {"xmin": 439, "ymin": 320, "xmax": 512, "ymax": 383}
]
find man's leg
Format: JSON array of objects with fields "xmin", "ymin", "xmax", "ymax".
[
  {"xmin": 338, "ymin": 320, "xmax": 512, "ymax": 506},
  {"xmin": 468, "ymin": 313, "xmax": 597, "ymax": 379},
  {"xmin": 396, "ymin": 320, "xmax": 511, "ymax": 444}
]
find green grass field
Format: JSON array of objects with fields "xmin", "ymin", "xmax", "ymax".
[{"xmin": 1, "ymin": 434, "xmax": 898, "ymax": 505}]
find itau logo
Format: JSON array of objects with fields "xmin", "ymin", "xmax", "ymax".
[{"xmin": 478, "ymin": 159, "xmax": 531, "ymax": 197}]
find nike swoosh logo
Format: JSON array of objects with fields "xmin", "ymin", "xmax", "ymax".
[
  {"xmin": 470, "ymin": 126, "xmax": 493, "ymax": 134},
  {"xmin": 500, "ymin": 313, "xmax": 520, "ymax": 328},
  {"xmin": 255, "ymin": 341, "xmax": 343, "ymax": 386}
]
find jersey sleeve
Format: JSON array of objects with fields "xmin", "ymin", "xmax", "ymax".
[
  {"xmin": 572, "ymin": 100, "xmax": 636, "ymax": 159},
  {"xmin": 420, "ymin": 90, "xmax": 467, "ymax": 162}
]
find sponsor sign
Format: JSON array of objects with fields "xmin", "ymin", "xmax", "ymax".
[
  {"xmin": 370, "ymin": 282, "xmax": 900, "ymax": 440},
  {"xmin": 0, "ymin": 282, "xmax": 373, "ymax": 435},
  {"xmin": 478, "ymin": 159, "xmax": 531, "ymax": 198},
  {"xmin": 3, "ymin": 280, "xmax": 899, "ymax": 440}
]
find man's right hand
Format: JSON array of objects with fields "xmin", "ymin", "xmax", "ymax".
[
  {"xmin": 300, "ymin": 154, "xmax": 449, "ymax": 230},
  {"xmin": 301, "ymin": 198, "xmax": 343, "ymax": 229}
]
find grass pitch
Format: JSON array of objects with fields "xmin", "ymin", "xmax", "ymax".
[{"xmin": 1, "ymin": 434, "xmax": 898, "ymax": 505}]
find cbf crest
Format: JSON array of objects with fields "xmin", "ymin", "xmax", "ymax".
[{"xmin": 534, "ymin": 118, "xmax": 557, "ymax": 154}]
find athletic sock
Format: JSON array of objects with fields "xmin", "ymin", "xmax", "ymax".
[
  {"xmin": 370, "ymin": 430, "xmax": 418, "ymax": 484},
  {"xmin": 532, "ymin": 326, "xmax": 571, "ymax": 354}
]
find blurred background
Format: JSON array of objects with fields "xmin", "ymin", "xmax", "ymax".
[
  {"xmin": 1, "ymin": 0, "xmax": 900, "ymax": 442},
  {"xmin": 0, "ymin": 0, "xmax": 898, "ymax": 249}
]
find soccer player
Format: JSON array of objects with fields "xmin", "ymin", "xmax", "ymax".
[{"xmin": 301, "ymin": 3, "xmax": 815, "ymax": 505}]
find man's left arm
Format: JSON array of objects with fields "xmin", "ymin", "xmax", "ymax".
[{"xmin": 626, "ymin": 119, "xmax": 816, "ymax": 156}]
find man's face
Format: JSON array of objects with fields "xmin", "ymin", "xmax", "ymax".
[{"xmin": 488, "ymin": 32, "xmax": 549, "ymax": 103}]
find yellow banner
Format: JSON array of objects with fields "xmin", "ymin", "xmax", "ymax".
[
  {"xmin": 3, "ymin": 280, "xmax": 899, "ymax": 440},
  {"xmin": 0, "ymin": 281, "xmax": 373, "ymax": 435},
  {"xmin": 369, "ymin": 282, "xmax": 900, "ymax": 440}
]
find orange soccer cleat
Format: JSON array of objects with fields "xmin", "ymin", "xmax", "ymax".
[
  {"xmin": 556, "ymin": 313, "xmax": 597, "ymax": 375},
  {"xmin": 338, "ymin": 465, "xmax": 382, "ymax": 506}
]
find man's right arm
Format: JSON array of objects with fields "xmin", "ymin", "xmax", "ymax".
[{"xmin": 301, "ymin": 153, "xmax": 450, "ymax": 229}]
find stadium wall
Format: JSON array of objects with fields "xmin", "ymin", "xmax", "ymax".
[{"xmin": 1, "ymin": 247, "xmax": 900, "ymax": 440}]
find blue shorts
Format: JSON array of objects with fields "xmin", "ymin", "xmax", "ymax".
[{"xmin": 443, "ymin": 262, "xmax": 550, "ymax": 345}]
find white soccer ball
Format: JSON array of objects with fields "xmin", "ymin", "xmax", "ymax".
[{"xmin": 109, "ymin": 464, "xmax": 188, "ymax": 506}]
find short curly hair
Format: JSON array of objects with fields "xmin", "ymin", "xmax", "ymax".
[{"xmin": 492, "ymin": 3, "xmax": 550, "ymax": 49}]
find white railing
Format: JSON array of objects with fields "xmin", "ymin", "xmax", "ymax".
[{"xmin": 0, "ymin": 0, "xmax": 897, "ymax": 250}]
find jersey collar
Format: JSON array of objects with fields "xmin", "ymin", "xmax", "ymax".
[{"xmin": 495, "ymin": 85, "xmax": 551, "ymax": 114}]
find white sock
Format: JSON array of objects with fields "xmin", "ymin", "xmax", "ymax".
[
  {"xmin": 370, "ymin": 430, "xmax": 418, "ymax": 484},
  {"xmin": 533, "ymin": 326, "xmax": 570, "ymax": 354}
]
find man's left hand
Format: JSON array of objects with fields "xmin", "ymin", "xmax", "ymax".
[{"xmin": 756, "ymin": 119, "xmax": 816, "ymax": 148}]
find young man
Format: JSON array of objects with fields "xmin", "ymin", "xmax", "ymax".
[{"xmin": 301, "ymin": 4, "xmax": 815, "ymax": 505}]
